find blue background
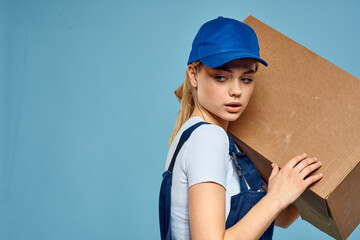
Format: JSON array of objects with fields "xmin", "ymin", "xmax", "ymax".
[{"xmin": 1, "ymin": 0, "xmax": 360, "ymax": 239}]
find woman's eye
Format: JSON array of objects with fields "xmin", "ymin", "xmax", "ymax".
[
  {"xmin": 215, "ymin": 75, "xmax": 227, "ymax": 82},
  {"xmin": 241, "ymin": 78, "xmax": 253, "ymax": 83}
]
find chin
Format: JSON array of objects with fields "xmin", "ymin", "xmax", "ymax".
[{"xmin": 223, "ymin": 113, "xmax": 242, "ymax": 122}]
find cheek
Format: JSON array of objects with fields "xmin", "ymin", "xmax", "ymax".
[
  {"xmin": 198, "ymin": 79, "xmax": 219, "ymax": 102},
  {"xmin": 248, "ymin": 86, "xmax": 255, "ymax": 97},
  {"xmin": 243, "ymin": 85, "xmax": 255, "ymax": 103}
]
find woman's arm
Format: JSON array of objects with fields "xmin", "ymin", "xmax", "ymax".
[
  {"xmin": 275, "ymin": 204, "xmax": 300, "ymax": 228},
  {"xmin": 263, "ymin": 184, "xmax": 300, "ymax": 228},
  {"xmin": 189, "ymin": 182, "xmax": 282, "ymax": 240},
  {"xmin": 188, "ymin": 153, "xmax": 322, "ymax": 240}
]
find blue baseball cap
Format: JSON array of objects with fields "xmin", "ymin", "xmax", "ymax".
[{"xmin": 188, "ymin": 17, "xmax": 268, "ymax": 68}]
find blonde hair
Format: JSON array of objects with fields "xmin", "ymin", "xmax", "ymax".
[{"xmin": 169, "ymin": 61, "xmax": 201, "ymax": 145}]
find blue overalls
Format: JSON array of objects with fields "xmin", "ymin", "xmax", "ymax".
[{"xmin": 159, "ymin": 122, "xmax": 274, "ymax": 240}]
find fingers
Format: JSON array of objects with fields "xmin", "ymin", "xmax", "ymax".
[
  {"xmin": 304, "ymin": 173, "xmax": 323, "ymax": 187},
  {"xmin": 268, "ymin": 155, "xmax": 323, "ymax": 208},
  {"xmin": 299, "ymin": 160, "xmax": 322, "ymax": 179},
  {"xmin": 294, "ymin": 157, "xmax": 319, "ymax": 173},
  {"xmin": 286, "ymin": 153, "xmax": 307, "ymax": 169},
  {"xmin": 286, "ymin": 154, "xmax": 323, "ymax": 188},
  {"xmin": 283, "ymin": 154, "xmax": 323, "ymax": 184}
]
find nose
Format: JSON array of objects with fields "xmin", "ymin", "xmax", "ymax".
[{"xmin": 229, "ymin": 80, "xmax": 242, "ymax": 97}]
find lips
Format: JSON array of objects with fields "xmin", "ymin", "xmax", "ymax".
[{"xmin": 224, "ymin": 102, "xmax": 242, "ymax": 113}]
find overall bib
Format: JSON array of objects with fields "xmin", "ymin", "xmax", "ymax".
[
  {"xmin": 159, "ymin": 122, "xmax": 274, "ymax": 240},
  {"xmin": 226, "ymin": 134, "xmax": 274, "ymax": 239}
]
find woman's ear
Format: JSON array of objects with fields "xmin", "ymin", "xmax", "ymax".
[{"xmin": 187, "ymin": 65, "xmax": 198, "ymax": 88}]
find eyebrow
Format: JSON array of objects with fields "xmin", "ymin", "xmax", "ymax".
[
  {"xmin": 214, "ymin": 66, "xmax": 233, "ymax": 72},
  {"xmin": 213, "ymin": 67, "xmax": 256, "ymax": 74},
  {"xmin": 243, "ymin": 69, "xmax": 256, "ymax": 74}
]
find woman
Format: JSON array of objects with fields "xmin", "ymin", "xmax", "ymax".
[{"xmin": 159, "ymin": 16, "xmax": 323, "ymax": 240}]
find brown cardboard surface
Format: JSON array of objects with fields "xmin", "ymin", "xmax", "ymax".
[
  {"xmin": 174, "ymin": 15, "xmax": 360, "ymax": 239},
  {"xmin": 228, "ymin": 15, "xmax": 360, "ymax": 240}
]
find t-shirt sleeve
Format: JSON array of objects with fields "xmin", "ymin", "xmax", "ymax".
[{"xmin": 182, "ymin": 124, "xmax": 229, "ymax": 189}]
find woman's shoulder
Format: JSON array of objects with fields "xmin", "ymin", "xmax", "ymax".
[
  {"xmin": 182, "ymin": 118, "xmax": 230, "ymax": 176},
  {"xmin": 185, "ymin": 118, "xmax": 229, "ymax": 148},
  {"xmin": 193, "ymin": 122, "xmax": 227, "ymax": 140}
]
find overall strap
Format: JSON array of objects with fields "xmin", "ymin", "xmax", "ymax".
[
  {"xmin": 168, "ymin": 121, "xmax": 209, "ymax": 172},
  {"xmin": 228, "ymin": 134, "xmax": 265, "ymax": 191}
]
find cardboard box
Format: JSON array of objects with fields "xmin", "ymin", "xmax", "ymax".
[{"xmin": 175, "ymin": 15, "xmax": 360, "ymax": 239}]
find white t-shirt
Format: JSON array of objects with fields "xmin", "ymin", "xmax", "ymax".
[{"xmin": 165, "ymin": 117, "xmax": 241, "ymax": 240}]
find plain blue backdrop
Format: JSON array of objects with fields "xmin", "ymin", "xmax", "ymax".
[{"xmin": 1, "ymin": 0, "xmax": 360, "ymax": 239}]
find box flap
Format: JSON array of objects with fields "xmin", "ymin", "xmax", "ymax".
[{"xmin": 295, "ymin": 189, "xmax": 342, "ymax": 239}]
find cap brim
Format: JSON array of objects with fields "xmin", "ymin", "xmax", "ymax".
[{"xmin": 199, "ymin": 52, "xmax": 268, "ymax": 68}]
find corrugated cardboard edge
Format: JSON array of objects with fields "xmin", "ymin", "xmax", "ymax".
[{"xmin": 327, "ymin": 148, "xmax": 360, "ymax": 240}]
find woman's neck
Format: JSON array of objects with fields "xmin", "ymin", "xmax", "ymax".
[{"xmin": 190, "ymin": 107, "xmax": 229, "ymax": 132}]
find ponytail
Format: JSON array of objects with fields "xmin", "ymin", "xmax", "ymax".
[{"xmin": 169, "ymin": 61, "xmax": 201, "ymax": 145}]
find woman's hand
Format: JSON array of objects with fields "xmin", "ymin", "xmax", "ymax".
[
  {"xmin": 189, "ymin": 153, "xmax": 323, "ymax": 240},
  {"xmin": 266, "ymin": 153, "xmax": 323, "ymax": 211}
]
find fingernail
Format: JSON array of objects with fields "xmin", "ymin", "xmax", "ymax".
[
  {"xmin": 314, "ymin": 157, "xmax": 318, "ymax": 161},
  {"xmin": 303, "ymin": 153, "xmax": 307, "ymax": 156},
  {"xmin": 271, "ymin": 163, "xmax": 274, "ymax": 167},
  {"xmin": 318, "ymin": 161, "xmax": 322, "ymax": 165},
  {"xmin": 320, "ymin": 173, "xmax": 323, "ymax": 177}
]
